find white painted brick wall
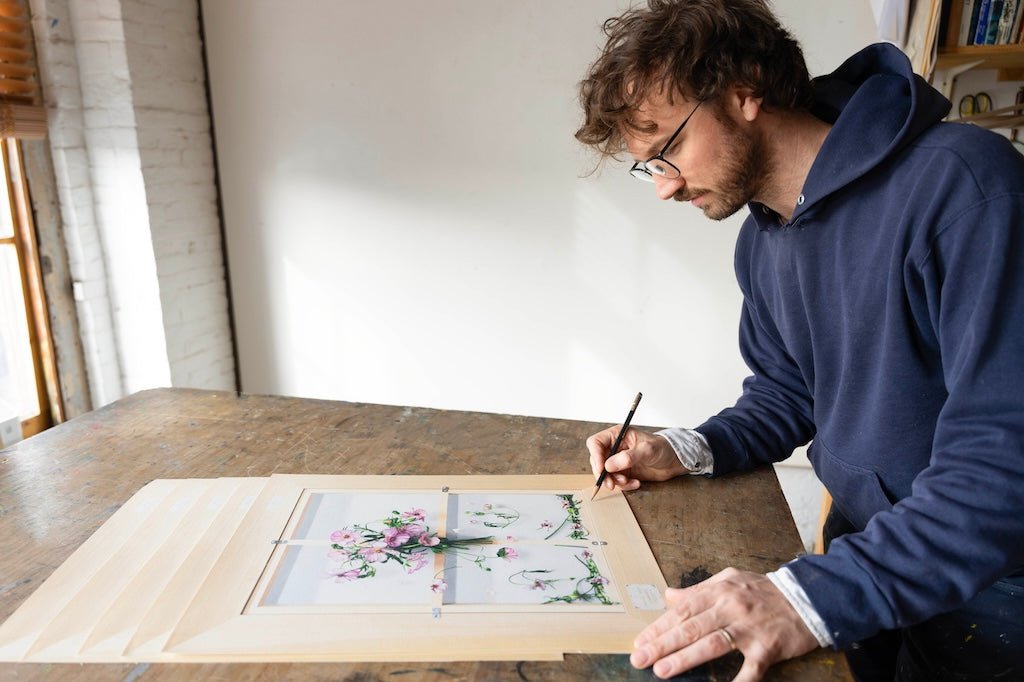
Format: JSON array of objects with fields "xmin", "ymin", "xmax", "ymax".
[
  {"xmin": 120, "ymin": 0, "xmax": 234, "ymax": 392},
  {"xmin": 30, "ymin": 0, "xmax": 125, "ymax": 408},
  {"xmin": 30, "ymin": 0, "xmax": 236, "ymax": 406}
]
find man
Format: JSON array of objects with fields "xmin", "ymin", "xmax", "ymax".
[{"xmin": 576, "ymin": 1, "xmax": 1024, "ymax": 681}]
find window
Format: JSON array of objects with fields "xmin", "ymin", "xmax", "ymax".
[
  {"xmin": 0, "ymin": 0, "xmax": 59, "ymax": 441},
  {"xmin": 0, "ymin": 137, "xmax": 58, "ymax": 438}
]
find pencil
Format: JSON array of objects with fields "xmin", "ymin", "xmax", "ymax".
[{"xmin": 591, "ymin": 392, "xmax": 642, "ymax": 500}]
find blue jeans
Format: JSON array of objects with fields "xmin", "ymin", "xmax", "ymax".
[{"xmin": 823, "ymin": 509, "xmax": 1024, "ymax": 682}]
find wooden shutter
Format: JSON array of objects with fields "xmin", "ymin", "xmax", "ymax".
[{"xmin": 0, "ymin": 0, "xmax": 45, "ymax": 139}]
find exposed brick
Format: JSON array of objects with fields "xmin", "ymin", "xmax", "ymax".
[{"xmin": 31, "ymin": 0, "xmax": 236, "ymax": 407}]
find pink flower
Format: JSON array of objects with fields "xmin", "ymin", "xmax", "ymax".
[
  {"xmin": 590, "ymin": 576, "xmax": 608, "ymax": 586},
  {"xmin": 404, "ymin": 508, "xmax": 426, "ymax": 521},
  {"xmin": 383, "ymin": 527, "xmax": 411, "ymax": 547},
  {"xmin": 330, "ymin": 568, "xmax": 361, "ymax": 583},
  {"xmin": 539, "ymin": 520, "xmax": 553, "ymax": 531},
  {"xmin": 359, "ymin": 543, "xmax": 388, "ymax": 563},
  {"xmin": 419, "ymin": 533, "xmax": 440, "ymax": 547},
  {"xmin": 497, "ymin": 547, "xmax": 518, "ymax": 561},
  {"xmin": 327, "ymin": 549, "xmax": 351, "ymax": 561},
  {"xmin": 483, "ymin": 503, "xmax": 493, "ymax": 510},
  {"xmin": 561, "ymin": 499, "xmax": 570, "ymax": 509},
  {"xmin": 431, "ymin": 579, "xmax": 448, "ymax": 593},
  {"xmin": 581, "ymin": 550, "xmax": 592, "ymax": 560},
  {"xmin": 531, "ymin": 579, "xmax": 549, "ymax": 591},
  {"xmin": 405, "ymin": 553, "xmax": 428, "ymax": 574},
  {"xmin": 330, "ymin": 529, "xmax": 358, "ymax": 545},
  {"xmin": 400, "ymin": 523, "xmax": 423, "ymax": 537},
  {"xmin": 505, "ymin": 536, "xmax": 517, "ymax": 542}
]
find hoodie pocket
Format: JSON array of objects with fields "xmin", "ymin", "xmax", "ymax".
[{"xmin": 810, "ymin": 439, "xmax": 895, "ymax": 531}]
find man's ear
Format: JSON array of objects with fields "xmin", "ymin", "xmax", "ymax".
[{"xmin": 730, "ymin": 86, "xmax": 764, "ymax": 123}]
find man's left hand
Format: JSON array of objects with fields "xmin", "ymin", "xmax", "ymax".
[{"xmin": 631, "ymin": 567, "xmax": 821, "ymax": 681}]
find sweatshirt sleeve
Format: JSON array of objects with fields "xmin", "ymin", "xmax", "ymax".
[{"xmin": 786, "ymin": 192, "xmax": 1024, "ymax": 647}]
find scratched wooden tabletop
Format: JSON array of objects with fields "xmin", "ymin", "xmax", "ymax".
[{"xmin": 0, "ymin": 388, "xmax": 851, "ymax": 681}]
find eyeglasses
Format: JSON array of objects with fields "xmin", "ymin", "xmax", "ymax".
[{"xmin": 629, "ymin": 99, "xmax": 702, "ymax": 182}]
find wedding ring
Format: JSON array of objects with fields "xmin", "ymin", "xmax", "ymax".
[{"xmin": 718, "ymin": 627, "xmax": 737, "ymax": 651}]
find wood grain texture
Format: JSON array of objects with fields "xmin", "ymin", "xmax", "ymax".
[{"xmin": 0, "ymin": 388, "xmax": 851, "ymax": 680}]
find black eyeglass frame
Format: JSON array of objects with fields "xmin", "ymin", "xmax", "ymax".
[{"xmin": 629, "ymin": 99, "xmax": 703, "ymax": 182}]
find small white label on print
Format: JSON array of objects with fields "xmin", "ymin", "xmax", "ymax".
[{"xmin": 626, "ymin": 583, "xmax": 665, "ymax": 610}]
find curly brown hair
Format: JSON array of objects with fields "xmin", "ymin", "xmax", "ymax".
[{"xmin": 576, "ymin": 0, "xmax": 813, "ymax": 160}]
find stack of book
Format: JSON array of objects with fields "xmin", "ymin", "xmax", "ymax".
[{"xmin": 947, "ymin": 0, "xmax": 1024, "ymax": 46}]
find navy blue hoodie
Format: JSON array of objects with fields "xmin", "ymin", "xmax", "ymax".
[{"xmin": 694, "ymin": 43, "xmax": 1024, "ymax": 647}]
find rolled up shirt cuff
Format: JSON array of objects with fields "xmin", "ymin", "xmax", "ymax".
[
  {"xmin": 655, "ymin": 427, "xmax": 714, "ymax": 476},
  {"xmin": 767, "ymin": 566, "xmax": 834, "ymax": 648}
]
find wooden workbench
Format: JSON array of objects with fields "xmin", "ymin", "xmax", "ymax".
[{"xmin": 0, "ymin": 388, "xmax": 851, "ymax": 680}]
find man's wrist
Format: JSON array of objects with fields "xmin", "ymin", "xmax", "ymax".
[
  {"xmin": 655, "ymin": 427, "xmax": 714, "ymax": 475},
  {"xmin": 767, "ymin": 566, "xmax": 835, "ymax": 648}
]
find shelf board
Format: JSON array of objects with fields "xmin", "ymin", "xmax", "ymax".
[{"xmin": 936, "ymin": 44, "xmax": 1024, "ymax": 71}]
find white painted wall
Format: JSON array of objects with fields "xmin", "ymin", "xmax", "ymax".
[
  {"xmin": 31, "ymin": 0, "xmax": 127, "ymax": 406},
  {"xmin": 31, "ymin": 0, "xmax": 236, "ymax": 407},
  {"xmin": 202, "ymin": 1, "xmax": 877, "ymax": 434}
]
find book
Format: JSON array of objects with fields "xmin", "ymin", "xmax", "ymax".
[
  {"xmin": 974, "ymin": 0, "xmax": 993, "ymax": 43},
  {"xmin": 968, "ymin": 0, "xmax": 987, "ymax": 42},
  {"xmin": 1003, "ymin": 0, "xmax": 1024, "ymax": 41},
  {"xmin": 959, "ymin": 0, "xmax": 978, "ymax": 43},
  {"xmin": 983, "ymin": 0, "xmax": 1004, "ymax": 43},
  {"xmin": 997, "ymin": 0, "xmax": 1019, "ymax": 43}
]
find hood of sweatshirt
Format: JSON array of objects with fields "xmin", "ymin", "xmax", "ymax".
[{"xmin": 750, "ymin": 42, "xmax": 952, "ymax": 229}]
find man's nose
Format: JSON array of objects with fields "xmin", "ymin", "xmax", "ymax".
[{"xmin": 653, "ymin": 175, "xmax": 685, "ymax": 200}]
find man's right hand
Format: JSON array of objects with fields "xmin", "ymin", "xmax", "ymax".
[{"xmin": 586, "ymin": 426, "xmax": 688, "ymax": 492}]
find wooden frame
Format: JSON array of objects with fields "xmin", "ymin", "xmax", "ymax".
[
  {"xmin": 0, "ymin": 474, "xmax": 669, "ymax": 663},
  {"xmin": 167, "ymin": 474, "xmax": 667, "ymax": 661},
  {"xmin": 0, "ymin": 478, "xmax": 185, "ymax": 661}
]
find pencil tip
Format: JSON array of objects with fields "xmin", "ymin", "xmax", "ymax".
[{"xmin": 590, "ymin": 487, "xmax": 599, "ymax": 501}]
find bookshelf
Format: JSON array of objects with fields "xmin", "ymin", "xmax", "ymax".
[{"xmin": 936, "ymin": 0, "xmax": 1024, "ymax": 78}]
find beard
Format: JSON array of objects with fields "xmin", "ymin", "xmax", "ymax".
[{"xmin": 672, "ymin": 117, "xmax": 765, "ymax": 221}]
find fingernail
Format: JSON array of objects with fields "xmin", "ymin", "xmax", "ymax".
[{"xmin": 630, "ymin": 649, "xmax": 649, "ymax": 668}]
